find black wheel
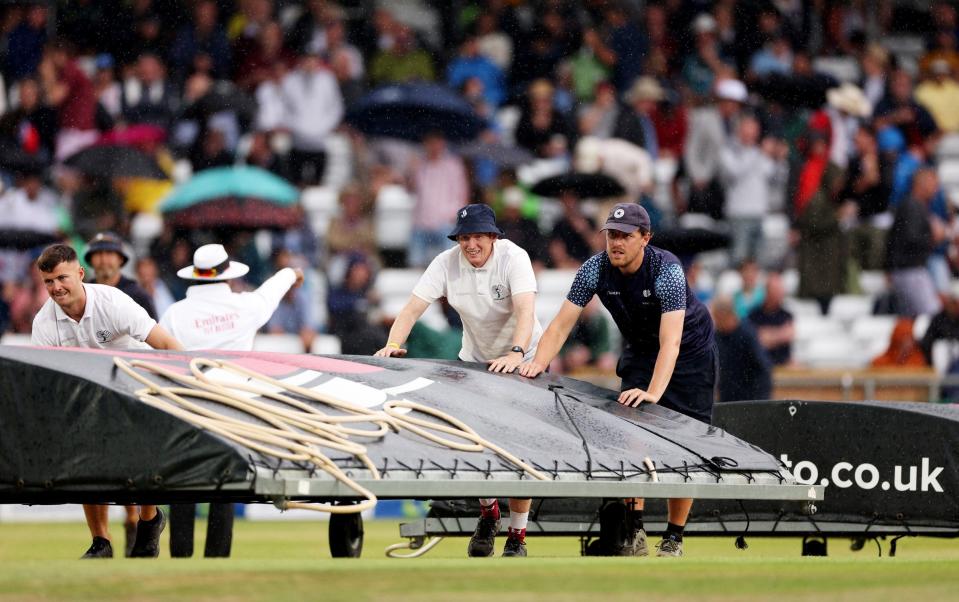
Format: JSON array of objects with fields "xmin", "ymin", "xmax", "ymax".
[
  {"xmin": 595, "ymin": 500, "xmax": 628, "ymax": 556},
  {"xmin": 802, "ymin": 536, "xmax": 828, "ymax": 556},
  {"xmin": 329, "ymin": 513, "xmax": 364, "ymax": 558}
]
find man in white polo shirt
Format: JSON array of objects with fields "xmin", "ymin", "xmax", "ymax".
[
  {"xmin": 31, "ymin": 244, "xmax": 183, "ymax": 559},
  {"xmin": 159, "ymin": 243, "xmax": 302, "ymax": 558},
  {"xmin": 374, "ymin": 203, "xmax": 542, "ymax": 558}
]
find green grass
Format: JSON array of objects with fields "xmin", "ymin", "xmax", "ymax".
[{"xmin": 1, "ymin": 518, "xmax": 958, "ymax": 601}]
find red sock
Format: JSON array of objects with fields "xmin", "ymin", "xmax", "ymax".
[
  {"xmin": 480, "ymin": 501, "xmax": 500, "ymax": 519},
  {"xmin": 507, "ymin": 527, "xmax": 526, "ymax": 542}
]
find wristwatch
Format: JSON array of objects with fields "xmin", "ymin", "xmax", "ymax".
[{"xmin": 510, "ymin": 346, "xmax": 525, "ymax": 355}]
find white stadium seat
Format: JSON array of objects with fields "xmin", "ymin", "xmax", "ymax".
[
  {"xmin": 310, "ymin": 334, "xmax": 342, "ymax": 355},
  {"xmin": 794, "ymin": 335, "xmax": 870, "ymax": 369},
  {"xmin": 913, "ymin": 314, "xmax": 932, "ymax": 340},
  {"xmin": 850, "ymin": 315, "xmax": 898, "ymax": 360},
  {"xmin": 782, "ymin": 269, "xmax": 799, "ymax": 297},
  {"xmin": 783, "ymin": 297, "xmax": 822, "ymax": 318},
  {"xmin": 793, "ymin": 315, "xmax": 843, "ymax": 341},
  {"xmin": 300, "ymin": 185, "xmax": 340, "ymax": 239},
  {"xmin": 858, "ymin": 270, "xmax": 888, "ymax": 296},
  {"xmin": 0, "ymin": 334, "xmax": 32, "ymax": 346},
  {"xmin": 828, "ymin": 294, "xmax": 874, "ymax": 323},
  {"xmin": 253, "ymin": 334, "xmax": 305, "ymax": 354},
  {"xmin": 374, "ymin": 185, "xmax": 415, "ymax": 250}
]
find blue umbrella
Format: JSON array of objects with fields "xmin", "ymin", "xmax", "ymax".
[
  {"xmin": 159, "ymin": 166, "xmax": 300, "ymax": 229},
  {"xmin": 345, "ymin": 83, "xmax": 486, "ymax": 143}
]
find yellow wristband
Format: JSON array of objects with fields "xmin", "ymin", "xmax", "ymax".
[{"xmin": 386, "ymin": 342, "xmax": 401, "ymax": 350}]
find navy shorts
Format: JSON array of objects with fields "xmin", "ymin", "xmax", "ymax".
[{"xmin": 617, "ymin": 345, "xmax": 717, "ymax": 424}]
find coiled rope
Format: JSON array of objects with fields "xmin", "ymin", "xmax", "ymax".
[{"xmin": 113, "ymin": 357, "xmax": 549, "ymax": 515}]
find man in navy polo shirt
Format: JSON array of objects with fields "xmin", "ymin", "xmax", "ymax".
[{"xmin": 521, "ymin": 202, "xmax": 717, "ymax": 558}]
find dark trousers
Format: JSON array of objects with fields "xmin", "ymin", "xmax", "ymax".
[
  {"xmin": 289, "ymin": 149, "xmax": 327, "ymax": 186},
  {"xmin": 618, "ymin": 344, "xmax": 718, "ymax": 424},
  {"xmin": 169, "ymin": 503, "xmax": 235, "ymax": 558}
]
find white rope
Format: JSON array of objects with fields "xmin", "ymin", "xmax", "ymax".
[
  {"xmin": 113, "ymin": 357, "xmax": 549, "ymax": 516},
  {"xmin": 384, "ymin": 536, "xmax": 445, "ymax": 558}
]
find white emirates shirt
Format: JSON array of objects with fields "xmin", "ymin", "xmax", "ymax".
[
  {"xmin": 31, "ymin": 283, "xmax": 156, "ymax": 349},
  {"xmin": 159, "ymin": 268, "xmax": 297, "ymax": 351},
  {"xmin": 412, "ymin": 239, "xmax": 542, "ymax": 362}
]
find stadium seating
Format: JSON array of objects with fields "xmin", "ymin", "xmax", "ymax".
[
  {"xmin": 310, "ymin": 334, "xmax": 343, "ymax": 355},
  {"xmin": 374, "ymin": 185, "xmax": 416, "ymax": 250},
  {"xmin": 850, "ymin": 315, "xmax": 898, "ymax": 361},
  {"xmin": 0, "ymin": 334, "xmax": 31, "ymax": 346},
  {"xmin": 827, "ymin": 294, "xmax": 874, "ymax": 323},
  {"xmin": 253, "ymin": 334, "xmax": 306, "ymax": 354}
]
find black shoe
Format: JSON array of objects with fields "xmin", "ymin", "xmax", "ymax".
[
  {"xmin": 467, "ymin": 516, "xmax": 500, "ymax": 557},
  {"xmin": 130, "ymin": 508, "xmax": 166, "ymax": 558},
  {"xmin": 124, "ymin": 521, "xmax": 138, "ymax": 558},
  {"xmin": 81, "ymin": 537, "xmax": 113, "ymax": 559},
  {"xmin": 502, "ymin": 536, "xmax": 527, "ymax": 557}
]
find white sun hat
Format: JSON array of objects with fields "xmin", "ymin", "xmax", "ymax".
[{"xmin": 177, "ymin": 243, "xmax": 250, "ymax": 281}]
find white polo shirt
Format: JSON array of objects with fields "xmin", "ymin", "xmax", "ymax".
[
  {"xmin": 159, "ymin": 268, "xmax": 297, "ymax": 351},
  {"xmin": 413, "ymin": 239, "xmax": 542, "ymax": 362},
  {"xmin": 31, "ymin": 283, "xmax": 156, "ymax": 349}
]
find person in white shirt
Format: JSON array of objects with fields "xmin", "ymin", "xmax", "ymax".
[
  {"xmin": 159, "ymin": 243, "xmax": 303, "ymax": 558},
  {"xmin": 374, "ymin": 204, "xmax": 542, "ymax": 558},
  {"xmin": 31, "ymin": 244, "xmax": 182, "ymax": 559}
]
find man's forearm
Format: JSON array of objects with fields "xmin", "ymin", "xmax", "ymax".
[{"xmin": 646, "ymin": 343, "xmax": 680, "ymax": 400}]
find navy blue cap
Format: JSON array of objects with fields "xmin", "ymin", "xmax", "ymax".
[
  {"xmin": 447, "ymin": 204, "xmax": 505, "ymax": 241},
  {"xmin": 602, "ymin": 202, "xmax": 651, "ymax": 234},
  {"xmin": 84, "ymin": 232, "xmax": 129, "ymax": 266}
]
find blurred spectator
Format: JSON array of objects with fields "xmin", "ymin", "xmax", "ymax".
[
  {"xmin": 236, "ymin": 22, "xmax": 295, "ymax": 93},
  {"xmin": 871, "ymin": 317, "xmax": 929, "ymax": 368},
  {"xmin": 92, "ymin": 54, "xmax": 122, "ymax": 120},
  {"xmin": 4, "ymin": 3, "xmax": 48, "ymax": 83},
  {"xmin": 474, "ymin": 12, "xmax": 512, "ymax": 73},
  {"xmin": 135, "ymin": 256, "xmax": 175, "ymax": 319},
  {"xmin": 733, "ymin": 258, "xmax": 765, "ymax": 319},
  {"xmin": 796, "ymin": 165, "xmax": 847, "ymax": 314},
  {"xmin": 448, "ymin": 32, "xmax": 505, "ymax": 109},
  {"xmin": 684, "ymin": 78, "xmax": 746, "ymax": 219},
  {"xmin": 287, "ymin": 0, "xmax": 334, "ymax": 55},
  {"xmin": 548, "ymin": 190, "xmax": 597, "ymax": 268},
  {"xmin": 84, "ymin": 232, "xmax": 157, "ymax": 319},
  {"xmin": 712, "ymin": 295, "xmax": 772, "ymax": 402},
  {"xmin": 860, "ymin": 43, "xmax": 890, "ymax": 109},
  {"xmin": 71, "ymin": 176, "xmax": 125, "ymax": 241},
  {"xmin": 280, "ymin": 51, "xmax": 344, "ymax": 186},
  {"xmin": 39, "ymin": 39, "xmax": 98, "ymax": 160},
  {"xmin": 874, "ymin": 69, "xmax": 939, "ymax": 148},
  {"xmin": 326, "ymin": 254, "xmax": 385, "ymax": 354},
  {"xmin": 921, "ymin": 279, "xmax": 959, "ymax": 364},
  {"xmin": 885, "ymin": 168, "xmax": 943, "ymax": 316},
  {"xmin": 7, "ymin": 262, "xmax": 47, "ymax": 333},
  {"xmin": 515, "ymin": 78, "xmax": 573, "ymax": 158},
  {"xmin": 842, "ymin": 126, "xmax": 892, "ymax": 272},
  {"xmin": 190, "ymin": 126, "xmax": 233, "ymax": 172},
  {"xmin": 265, "ymin": 249, "xmax": 316, "ymax": 352},
  {"xmin": 594, "ymin": 3, "xmax": 647, "ymax": 95},
  {"xmin": 121, "ymin": 53, "xmax": 179, "ymax": 129},
  {"xmin": 574, "ymin": 136, "xmax": 652, "ymax": 203},
  {"xmin": 228, "ymin": 0, "xmax": 274, "ymax": 73},
  {"xmin": 720, "ymin": 114, "xmax": 788, "ymax": 264},
  {"xmin": 748, "ymin": 33, "xmax": 793, "ymax": 78},
  {"xmin": 578, "ymin": 80, "xmax": 618, "ymax": 138},
  {"xmin": 0, "ymin": 169, "xmax": 62, "ymax": 284},
  {"xmin": 118, "ymin": 11, "xmax": 166, "ymax": 66},
  {"xmin": 497, "ymin": 186, "xmax": 547, "ymax": 268},
  {"xmin": 747, "ymin": 272, "xmax": 794, "ymax": 366},
  {"xmin": 613, "ymin": 76, "xmax": 662, "ymax": 157},
  {"xmin": 556, "ymin": 298, "xmax": 616, "ymax": 374},
  {"xmin": 0, "ymin": 76, "xmax": 58, "ymax": 161},
  {"xmin": 919, "ymin": 26, "xmax": 959, "ymax": 78},
  {"xmin": 324, "ymin": 16, "xmax": 365, "ymax": 105},
  {"xmin": 369, "ymin": 24, "xmax": 435, "ymax": 85},
  {"xmin": 915, "ymin": 59, "xmax": 959, "ymax": 133},
  {"xmin": 327, "ymin": 183, "xmax": 377, "ymax": 260},
  {"xmin": 169, "ymin": 0, "xmax": 232, "ymax": 83},
  {"xmin": 652, "ymin": 91, "xmax": 688, "ymax": 160},
  {"xmin": 681, "ymin": 13, "xmax": 734, "ymax": 102},
  {"xmin": 408, "ymin": 130, "xmax": 467, "ymax": 267}
]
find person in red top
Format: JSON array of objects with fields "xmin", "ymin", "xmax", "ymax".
[{"xmin": 38, "ymin": 39, "xmax": 98, "ymax": 160}]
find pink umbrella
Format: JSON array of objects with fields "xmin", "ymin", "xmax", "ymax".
[{"xmin": 97, "ymin": 124, "xmax": 167, "ymax": 149}]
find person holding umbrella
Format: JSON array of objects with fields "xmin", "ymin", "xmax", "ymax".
[
  {"xmin": 520, "ymin": 203, "xmax": 717, "ymax": 558},
  {"xmin": 374, "ymin": 204, "xmax": 542, "ymax": 558},
  {"xmin": 159, "ymin": 243, "xmax": 304, "ymax": 558}
]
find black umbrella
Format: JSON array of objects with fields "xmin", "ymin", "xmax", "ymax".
[
  {"xmin": 652, "ymin": 228, "xmax": 730, "ymax": 257},
  {"xmin": 345, "ymin": 83, "xmax": 486, "ymax": 143},
  {"xmin": 530, "ymin": 172, "xmax": 626, "ymax": 199},
  {"xmin": 63, "ymin": 145, "xmax": 166, "ymax": 180},
  {"xmin": 454, "ymin": 141, "xmax": 535, "ymax": 168},
  {"xmin": 0, "ymin": 229, "xmax": 59, "ymax": 251},
  {"xmin": 0, "ymin": 141, "xmax": 48, "ymax": 175}
]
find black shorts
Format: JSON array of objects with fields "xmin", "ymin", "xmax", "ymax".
[{"xmin": 617, "ymin": 345, "xmax": 717, "ymax": 424}]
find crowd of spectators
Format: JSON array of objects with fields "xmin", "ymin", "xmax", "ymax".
[{"xmin": 4, "ymin": 1, "xmax": 959, "ymax": 401}]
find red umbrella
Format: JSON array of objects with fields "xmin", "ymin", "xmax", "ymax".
[{"xmin": 97, "ymin": 124, "xmax": 167, "ymax": 149}]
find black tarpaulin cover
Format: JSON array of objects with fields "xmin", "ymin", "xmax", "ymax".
[{"xmin": 0, "ymin": 346, "xmax": 780, "ymax": 503}]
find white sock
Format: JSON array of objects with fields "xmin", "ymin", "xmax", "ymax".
[
  {"xmin": 509, "ymin": 511, "xmax": 529, "ymax": 531},
  {"xmin": 478, "ymin": 498, "xmax": 497, "ymax": 507}
]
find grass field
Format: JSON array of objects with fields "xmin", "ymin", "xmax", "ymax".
[{"xmin": 1, "ymin": 518, "xmax": 958, "ymax": 601}]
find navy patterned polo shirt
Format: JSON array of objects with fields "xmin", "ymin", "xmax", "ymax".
[{"xmin": 567, "ymin": 246, "xmax": 714, "ymax": 365}]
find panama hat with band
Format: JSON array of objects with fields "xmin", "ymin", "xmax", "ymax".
[{"xmin": 177, "ymin": 243, "xmax": 250, "ymax": 281}]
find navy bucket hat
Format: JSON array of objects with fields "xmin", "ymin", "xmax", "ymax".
[
  {"xmin": 447, "ymin": 204, "xmax": 505, "ymax": 241},
  {"xmin": 84, "ymin": 232, "xmax": 130, "ymax": 266}
]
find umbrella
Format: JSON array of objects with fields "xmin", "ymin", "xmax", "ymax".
[
  {"xmin": 63, "ymin": 145, "xmax": 166, "ymax": 180},
  {"xmin": 530, "ymin": 172, "xmax": 626, "ymax": 199},
  {"xmin": 0, "ymin": 141, "xmax": 48, "ymax": 175},
  {"xmin": 97, "ymin": 124, "xmax": 167, "ymax": 148},
  {"xmin": 0, "ymin": 229, "xmax": 59, "ymax": 251},
  {"xmin": 345, "ymin": 83, "xmax": 486, "ymax": 143},
  {"xmin": 653, "ymin": 228, "xmax": 730, "ymax": 257},
  {"xmin": 455, "ymin": 141, "xmax": 535, "ymax": 168},
  {"xmin": 159, "ymin": 165, "xmax": 300, "ymax": 229}
]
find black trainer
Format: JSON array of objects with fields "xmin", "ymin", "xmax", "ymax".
[
  {"xmin": 81, "ymin": 536, "xmax": 114, "ymax": 559},
  {"xmin": 130, "ymin": 508, "xmax": 166, "ymax": 558},
  {"xmin": 502, "ymin": 536, "xmax": 527, "ymax": 557},
  {"xmin": 467, "ymin": 516, "xmax": 500, "ymax": 557},
  {"xmin": 124, "ymin": 520, "xmax": 138, "ymax": 558}
]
